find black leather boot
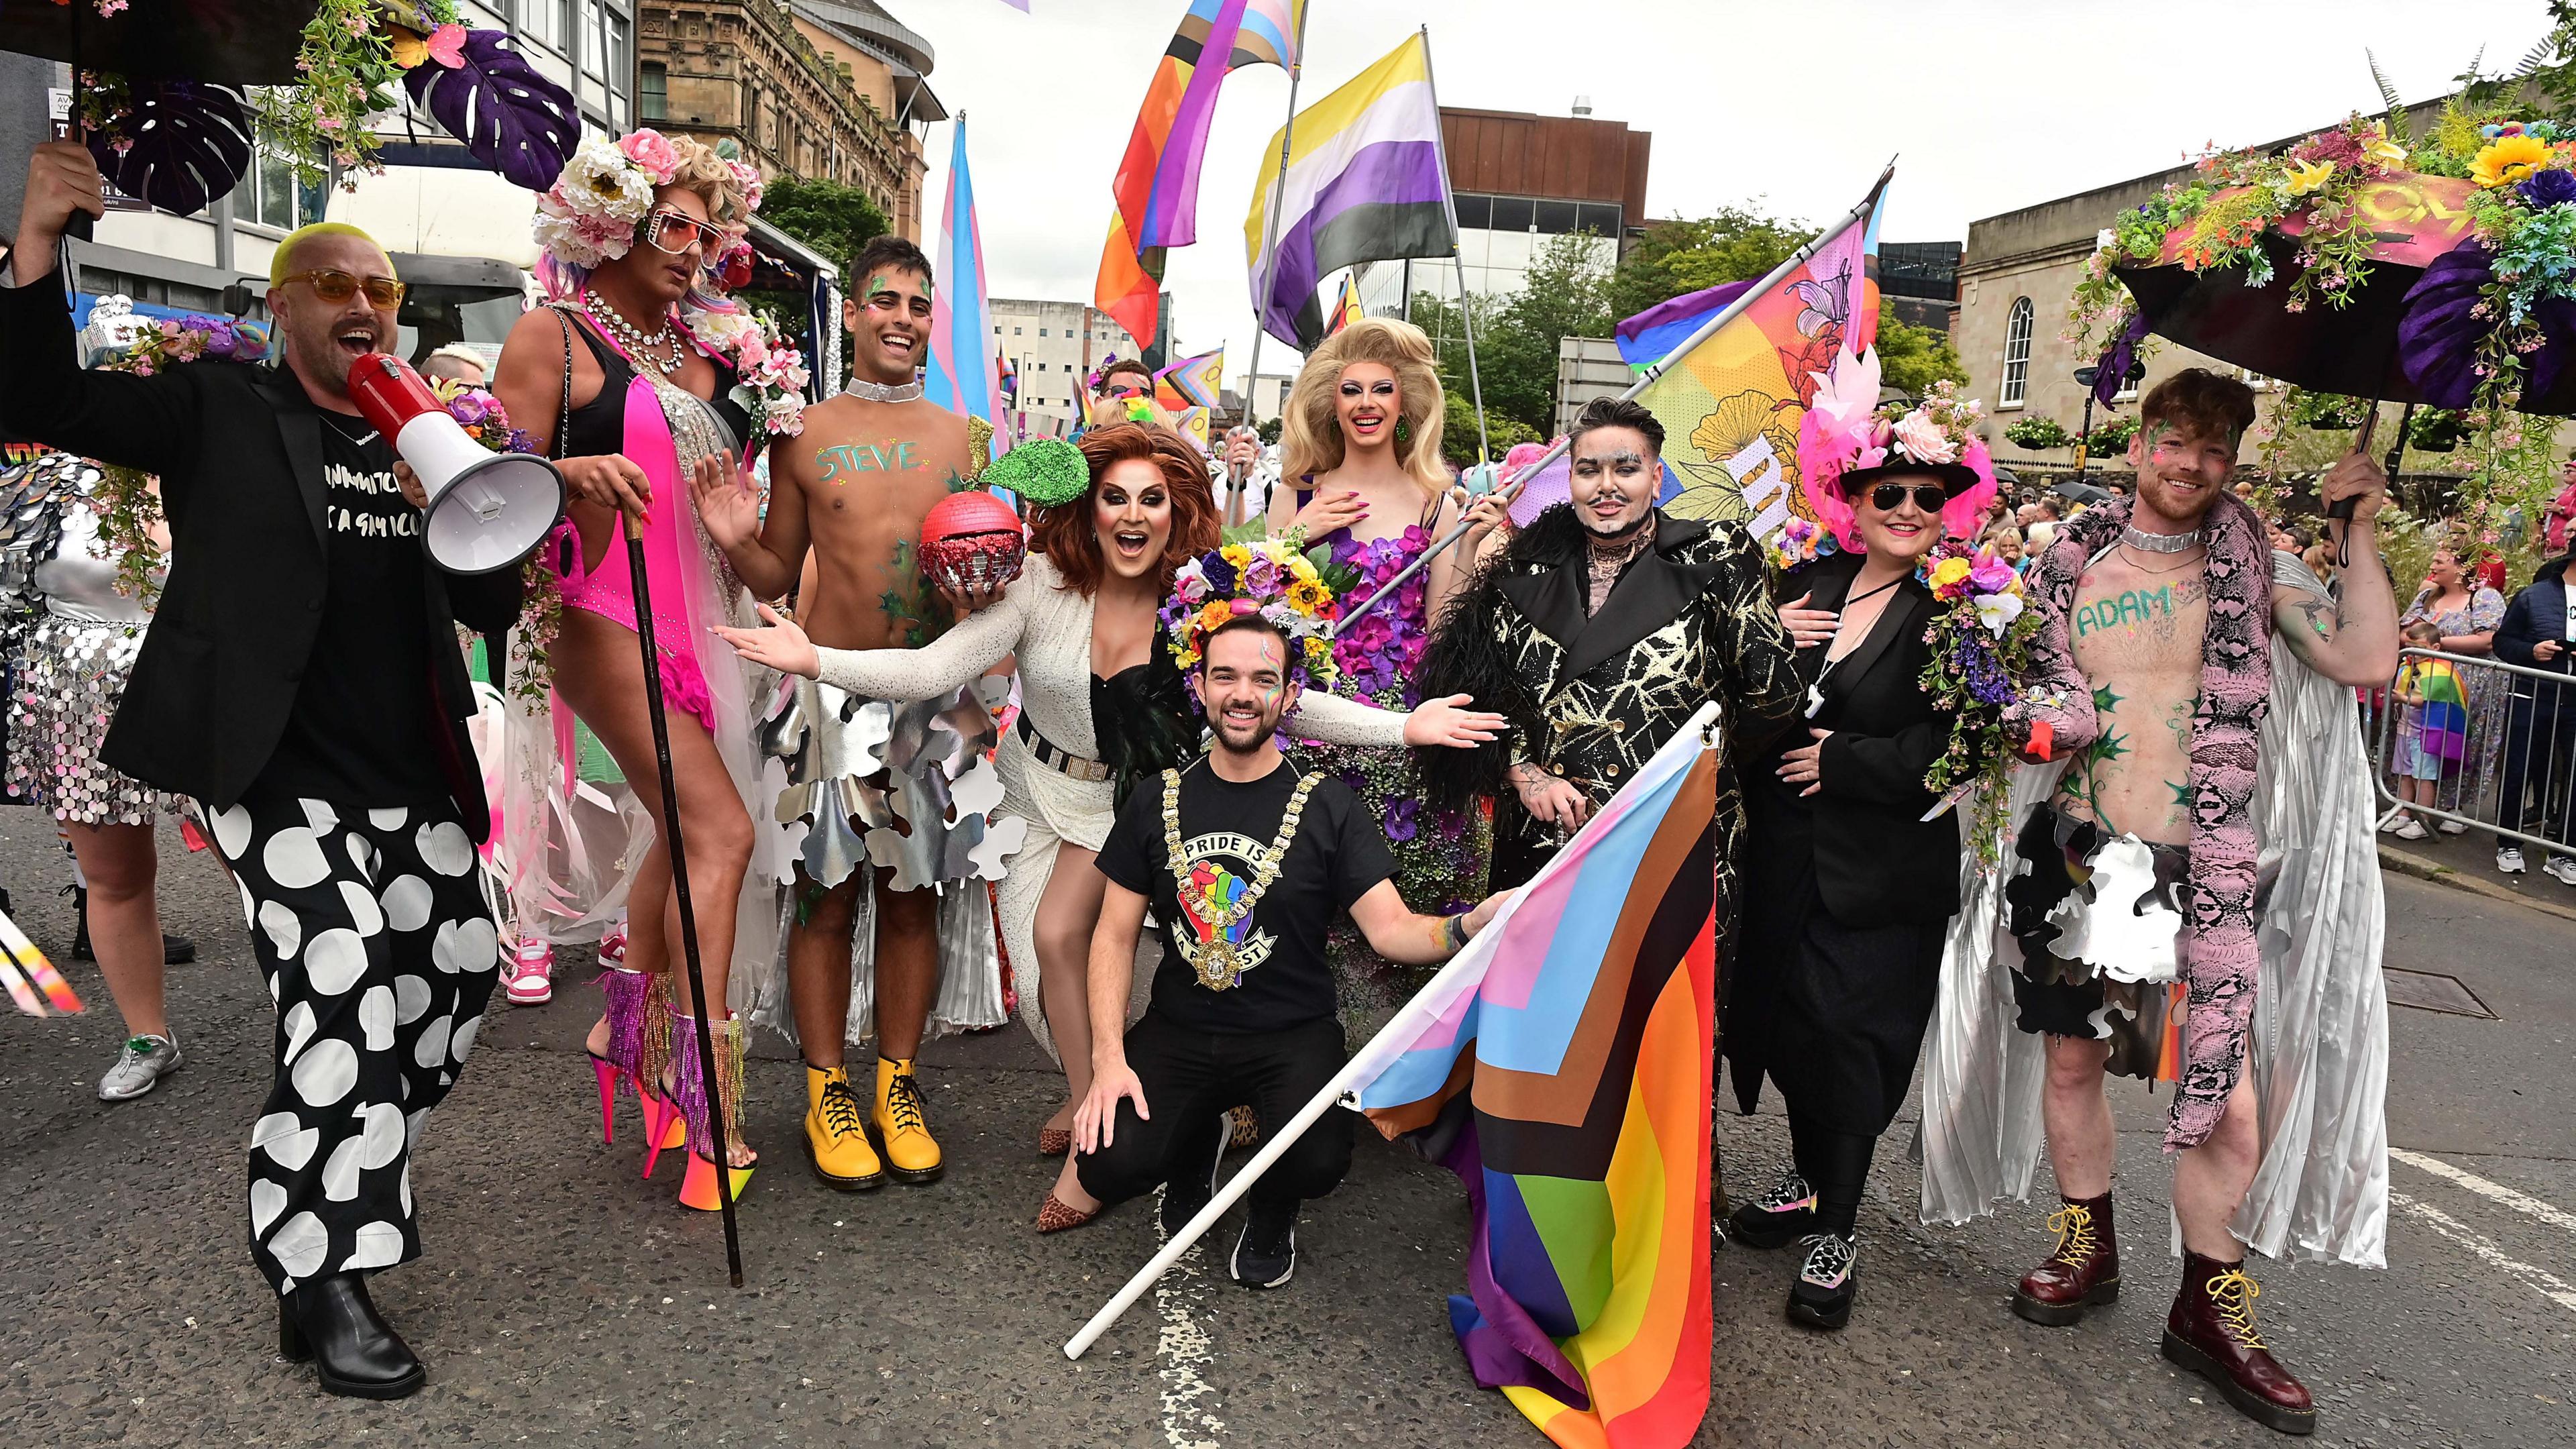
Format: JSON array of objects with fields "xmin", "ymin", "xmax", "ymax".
[
  {"xmin": 277, "ymin": 1273, "xmax": 425, "ymax": 1399},
  {"xmin": 63, "ymin": 883, "xmax": 196, "ymax": 964}
]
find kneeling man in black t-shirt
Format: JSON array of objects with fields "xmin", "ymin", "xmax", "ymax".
[{"xmin": 1038, "ymin": 612, "xmax": 1510, "ymax": 1289}]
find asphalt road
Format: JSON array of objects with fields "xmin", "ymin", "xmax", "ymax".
[{"xmin": 2, "ymin": 812, "xmax": 2571, "ymax": 1448}]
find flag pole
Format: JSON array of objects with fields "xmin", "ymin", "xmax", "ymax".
[
  {"xmin": 1061, "ymin": 700, "xmax": 1723, "ymax": 1361},
  {"xmin": 1417, "ymin": 26, "xmax": 1488, "ymax": 469},
  {"xmin": 1330, "ymin": 165, "xmax": 1893, "ymax": 637},
  {"xmin": 1240, "ymin": 0, "xmax": 1312, "ymax": 432}
]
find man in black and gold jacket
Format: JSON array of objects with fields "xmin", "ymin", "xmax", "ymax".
[
  {"xmin": 0, "ymin": 140, "xmax": 522, "ymax": 1400},
  {"xmin": 1417, "ymin": 395, "xmax": 1803, "ymax": 900}
]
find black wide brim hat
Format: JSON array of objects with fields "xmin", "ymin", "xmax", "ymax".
[{"xmin": 1837, "ymin": 458, "xmax": 1982, "ymax": 496}]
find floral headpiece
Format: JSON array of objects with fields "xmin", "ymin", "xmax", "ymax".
[
  {"xmin": 1796, "ymin": 350, "xmax": 1996, "ymax": 551},
  {"xmin": 1162, "ymin": 539, "xmax": 1340, "ymax": 692},
  {"xmin": 534, "ymin": 129, "xmax": 692, "ymax": 270}
]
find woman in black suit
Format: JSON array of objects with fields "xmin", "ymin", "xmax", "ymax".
[{"xmin": 1723, "ymin": 444, "xmax": 1976, "ymax": 1332}]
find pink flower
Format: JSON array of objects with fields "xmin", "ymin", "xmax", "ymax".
[
  {"xmin": 1969, "ymin": 555, "xmax": 2017, "ymax": 594},
  {"xmin": 1891, "ymin": 411, "xmax": 1959, "ymax": 465},
  {"xmin": 619, "ymin": 129, "xmax": 683, "ymax": 183}
]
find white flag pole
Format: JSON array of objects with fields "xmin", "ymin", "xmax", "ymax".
[
  {"xmin": 1240, "ymin": 0, "xmax": 1313, "ymax": 431},
  {"xmin": 1329, "ymin": 164, "xmax": 1893, "ymax": 637},
  {"xmin": 1417, "ymin": 26, "xmax": 1488, "ymax": 469},
  {"xmin": 1061, "ymin": 700, "xmax": 1723, "ymax": 1362}
]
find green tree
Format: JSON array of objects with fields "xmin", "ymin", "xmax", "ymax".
[
  {"xmin": 1876, "ymin": 318, "xmax": 1968, "ymax": 399},
  {"xmin": 1441, "ymin": 390, "xmax": 1540, "ymax": 468},
  {"xmin": 1604, "ymin": 205, "xmax": 1814, "ymax": 321},
  {"xmin": 1411, "ymin": 231, "xmax": 1615, "ymax": 448},
  {"xmin": 759, "ymin": 176, "xmax": 891, "ymax": 279}
]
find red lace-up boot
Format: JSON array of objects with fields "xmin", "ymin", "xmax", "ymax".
[
  {"xmin": 2161, "ymin": 1250, "xmax": 2316, "ymax": 1436},
  {"xmin": 2011, "ymin": 1192, "xmax": 2120, "ymax": 1326}
]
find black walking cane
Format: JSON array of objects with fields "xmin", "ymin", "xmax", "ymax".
[{"xmin": 622, "ymin": 502, "xmax": 745, "ymax": 1287}]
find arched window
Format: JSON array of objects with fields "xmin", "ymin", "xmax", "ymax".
[{"xmin": 2002, "ymin": 297, "xmax": 2034, "ymax": 407}]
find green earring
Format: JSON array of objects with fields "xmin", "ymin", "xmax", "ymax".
[{"xmin": 1395, "ymin": 416, "xmax": 1412, "ymax": 447}]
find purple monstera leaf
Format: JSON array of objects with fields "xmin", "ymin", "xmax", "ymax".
[
  {"xmin": 86, "ymin": 82, "xmax": 253, "ymax": 217},
  {"xmin": 2092, "ymin": 312, "xmax": 2147, "ymax": 407},
  {"xmin": 404, "ymin": 30, "xmax": 580, "ymax": 192},
  {"xmin": 2400, "ymin": 240, "xmax": 2576, "ymax": 409}
]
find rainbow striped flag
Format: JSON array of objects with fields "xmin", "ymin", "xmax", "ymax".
[
  {"xmin": 1095, "ymin": 0, "xmax": 1303, "ymax": 343},
  {"xmin": 1348, "ymin": 706, "xmax": 1719, "ymax": 1449},
  {"xmin": 923, "ymin": 117, "xmax": 1001, "ymax": 437},
  {"xmin": 1155, "ymin": 344, "xmax": 1226, "ymax": 411}
]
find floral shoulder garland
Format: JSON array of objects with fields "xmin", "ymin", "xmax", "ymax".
[
  {"xmin": 87, "ymin": 312, "xmax": 272, "ymax": 601},
  {"xmin": 685, "ymin": 306, "xmax": 808, "ymax": 439},
  {"xmin": 1915, "ymin": 537, "xmax": 2041, "ymax": 861}
]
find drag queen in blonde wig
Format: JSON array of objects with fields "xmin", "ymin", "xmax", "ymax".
[{"xmin": 1266, "ymin": 315, "xmax": 1514, "ymax": 1035}]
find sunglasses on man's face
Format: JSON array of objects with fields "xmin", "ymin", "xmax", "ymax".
[
  {"xmin": 643, "ymin": 208, "xmax": 727, "ymax": 258},
  {"xmin": 1868, "ymin": 482, "xmax": 1950, "ymax": 514},
  {"xmin": 1105, "ymin": 382, "xmax": 1146, "ymax": 400},
  {"xmin": 281, "ymin": 269, "xmax": 406, "ymax": 309}
]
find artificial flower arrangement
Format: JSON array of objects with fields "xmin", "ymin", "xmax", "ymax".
[
  {"xmin": 694, "ymin": 307, "xmax": 811, "ymax": 440},
  {"xmin": 1162, "ymin": 538, "xmax": 1342, "ymax": 695},
  {"xmin": 425, "ymin": 376, "xmax": 539, "ymax": 455},
  {"xmin": 1794, "ymin": 357, "xmax": 1998, "ymax": 553},
  {"xmin": 2068, "ymin": 100, "xmax": 2576, "ymax": 425},
  {"xmin": 1768, "ymin": 514, "xmax": 1838, "ymax": 572},
  {"xmin": 84, "ymin": 308, "xmax": 272, "ymax": 600},
  {"xmin": 1915, "ymin": 537, "xmax": 2041, "ymax": 861}
]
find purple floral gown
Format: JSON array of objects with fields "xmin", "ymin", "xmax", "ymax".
[{"xmin": 1295, "ymin": 499, "xmax": 1495, "ymax": 1035}]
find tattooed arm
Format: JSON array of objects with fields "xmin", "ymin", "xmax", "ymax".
[{"xmin": 2276, "ymin": 452, "xmax": 2400, "ymax": 686}]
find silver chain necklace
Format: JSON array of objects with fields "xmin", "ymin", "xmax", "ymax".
[
  {"xmin": 844, "ymin": 376, "xmax": 925, "ymax": 404},
  {"xmin": 2121, "ymin": 524, "xmax": 2204, "ymax": 554},
  {"xmin": 585, "ymin": 297, "xmax": 682, "ymax": 376}
]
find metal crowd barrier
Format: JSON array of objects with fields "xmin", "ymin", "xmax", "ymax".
[{"xmin": 2365, "ymin": 646, "xmax": 2576, "ymax": 859}]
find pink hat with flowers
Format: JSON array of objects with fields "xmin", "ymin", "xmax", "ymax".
[{"xmin": 1796, "ymin": 345, "xmax": 1998, "ymax": 549}]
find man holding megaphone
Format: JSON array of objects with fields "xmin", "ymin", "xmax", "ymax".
[{"xmin": 0, "ymin": 140, "xmax": 527, "ymax": 1400}]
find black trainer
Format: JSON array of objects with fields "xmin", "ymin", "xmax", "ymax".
[
  {"xmin": 1727, "ymin": 1168, "xmax": 1819, "ymax": 1250},
  {"xmin": 1786, "ymin": 1233, "xmax": 1858, "ymax": 1331},
  {"xmin": 1160, "ymin": 1112, "xmax": 1230, "ymax": 1238},
  {"xmin": 1230, "ymin": 1199, "xmax": 1299, "ymax": 1289}
]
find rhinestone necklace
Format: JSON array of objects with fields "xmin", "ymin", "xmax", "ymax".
[
  {"xmin": 2121, "ymin": 524, "xmax": 2204, "ymax": 554},
  {"xmin": 585, "ymin": 296, "xmax": 683, "ymax": 376},
  {"xmin": 844, "ymin": 376, "xmax": 926, "ymax": 404}
]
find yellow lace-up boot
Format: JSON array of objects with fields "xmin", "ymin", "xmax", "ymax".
[
  {"xmin": 803, "ymin": 1063, "xmax": 883, "ymax": 1190},
  {"xmin": 872, "ymin": 1057, "xmax": 944, "ymax": 1184}
]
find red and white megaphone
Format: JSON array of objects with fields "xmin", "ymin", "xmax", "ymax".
[{"xmin": 347, "ymin": 353, "xmax": 566, "ymax": 576}]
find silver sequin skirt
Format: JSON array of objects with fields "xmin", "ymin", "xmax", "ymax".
[{"xmin": 6, "ymin": 617, "xmax": 174, "ymax": 825}]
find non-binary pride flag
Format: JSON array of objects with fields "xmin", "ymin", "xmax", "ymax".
[
  {"xmin": 1155, "ymin": 344, "xmax": 1226, "ymax": 411},
  {"xmin": 1633, "ymin": 177, "xmax": 1886, "ymax": 552},
  {"xmin": 1096, "ymin": 0, "xmax": 1304, "ymax": 343},
  {"xmin": 1245, "ymin": 32, "xmax": 1456, "ymax": 350},
  {"xmin": 924, "ymin": 117, "xmax": 1001, "ymax": 437},
  {"xmin": 1347, "ymin": 704, "xmax": 1721, "ymax": 1449}
]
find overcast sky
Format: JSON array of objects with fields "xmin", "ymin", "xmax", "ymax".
[{"xmin": 894, "ymin": 0, "xmax": 2553, "ymax": 378}]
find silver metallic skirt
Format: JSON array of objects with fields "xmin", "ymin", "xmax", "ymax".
[{"xmin": 6, "ymin": 616, "xmax": 175, "ymax": 825}]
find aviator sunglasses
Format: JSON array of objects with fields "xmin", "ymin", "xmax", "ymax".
[
  {"xmin": 280, "ymin": 269, "xmax": 407, "ymax": 309},
  {"xmin": 1868, "ymin": 482, "xmax": 1951, "ymax": 513}
]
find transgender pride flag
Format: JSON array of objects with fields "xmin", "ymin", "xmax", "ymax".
[
  {"xmin": 924, "ymin": 117, "xmax": 1001, "ymax": 436},
  {"xmin": 1347, "ymin": 704, "xmax": 1720, "ymax": 1449}
]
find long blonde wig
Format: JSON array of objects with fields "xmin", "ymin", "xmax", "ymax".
[{"xmin": 1277, "ymin": 317, "xmax": 1449, "ymax": 498}]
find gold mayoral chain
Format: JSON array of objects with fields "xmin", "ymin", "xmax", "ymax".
[{"xmin": 1161, "ymin": 765, "xmax": 1322, "ymax": 991}]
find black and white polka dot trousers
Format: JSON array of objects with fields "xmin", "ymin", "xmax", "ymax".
[{"xmin": 203, "ymin": 794, "xmax": 499, "ymax": 1297}]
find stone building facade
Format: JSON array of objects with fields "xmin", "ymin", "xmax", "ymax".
[
  {"xmin": 989, "ymin": 298, "xmax": 1150, "ymax": 437},
  {"xmin": 638, "ymin": 0, "xmax": 936, "ymax": 242}
]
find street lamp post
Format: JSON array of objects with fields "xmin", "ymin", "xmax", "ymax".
[{"xmin": 2072, "ymin": 366, "xmax": 2100, "ymax": 482}]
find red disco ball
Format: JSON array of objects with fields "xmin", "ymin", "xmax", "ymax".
[{"xmin": 920, "ymin": 490, "xmax": 1026, "ymax": 594}]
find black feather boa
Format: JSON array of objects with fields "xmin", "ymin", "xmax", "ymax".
[{"xmin": 1414, "ymin": 504, "xmax": 1605, "ymax": 811}]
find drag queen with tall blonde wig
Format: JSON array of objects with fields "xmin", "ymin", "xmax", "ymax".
[{"xmin": 1267, "ymin": 317, "xmax": 1513, "ymax": 1031}]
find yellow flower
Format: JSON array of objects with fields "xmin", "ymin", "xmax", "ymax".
[
  {"xmin": 1287, "ymin": 579, "xmax": 1330, "ymax": 612},
  {"xmin": 1287, "ymin": 556, "xmax": 1319, "ymax": 582},
  {"xmin": 2364, "ymin": 133, "xmax": 2408, "ymax": 168},
  {"xmin": 1929, "ymin": 557, "xmax": 1973, "ymax": 592},
  {"xmin": 2472, "ymin": 133, "xmax": 2555, "ymax": 188},
  {"xmin": 1195, "ymin": 600, "xmax": 1233, "ymax": 631},
  {"xmin": 2283, "ymin": 159, "xmax": 2335, "ymax": 197},
  {"xmin": 1220, "ymin": 543, "xmax": 1252, "ymax": 568},
  {"xmin": 386, "ymin": 25, "xmax": 428, "ymax": 69}
]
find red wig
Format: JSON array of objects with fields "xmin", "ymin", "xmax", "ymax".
[{"xmin": 1032, "ymin": 422, "xmax": 1220, "ymax": 598}]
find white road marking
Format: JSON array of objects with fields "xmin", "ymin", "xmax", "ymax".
[
  {"xmin": 2390, "ymin": 1147, "xmax": 2576, "ymax": 1235},
  {"xmin": 1152, "ymin": 1191, "xmax": 1225, "ymax": 1448},
  {"xmin": 2390, "ymin": 1191, "xmax": 2576, "ymax": 1317}
]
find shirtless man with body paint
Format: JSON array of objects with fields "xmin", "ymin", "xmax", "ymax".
[{"xmin": 696, "ymin": 233, "xmax": 996, "ymax": 1192}]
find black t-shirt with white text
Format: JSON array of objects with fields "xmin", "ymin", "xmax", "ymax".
[
  {"xmin": 1094, "ymin": 754, "xmax": 1396, "ymax": 1034},
  {"xmin": 249, "ymin": 398, "xmax": 445, "ymax": 805}
]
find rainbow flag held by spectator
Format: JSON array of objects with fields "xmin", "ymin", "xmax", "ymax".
[
  {"xmin": 1346, "ymin": 706, "xmax": 1721, "ymax": 1449},
  {"xmin": 1155, "ymin": 345, "xmax": 1226, "ymax": 411}
]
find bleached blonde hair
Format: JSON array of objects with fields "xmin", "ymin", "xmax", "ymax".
[{"xmin": 1278, "ymin": 317, "xmax": 1449, "ymax": 498}]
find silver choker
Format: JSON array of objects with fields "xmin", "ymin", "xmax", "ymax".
[
  {"xmin": 844, "ymin": 376, "xmax": 924, "ymax": 404},
  {"xmin": 2122, "ymin": 525, "xmax": 2204, "ymax": 554}
]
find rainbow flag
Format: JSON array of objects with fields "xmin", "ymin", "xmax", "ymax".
[
  {"xmin": 1155, "ymin": 344, "xmax": 1226, "ymax": 411},
  {"xmin": 1326, "ymin": 271, "xmax": 1364, "ymax": 335},
  {"xmin": 1349, "ymin": 706, "xmax": 1719, "ymax": 1449},
  {"xmin": 1095, "ymin": 0, "xmax": 1303, "ymax": 343},
  {"xmin": 923, "ymin": 117, "xmax": 1002, "ymax": 437},
  {"xmin": 1635, "ymin": 176, "xmax": 1885, "ymax": 552},
  {"xmin": 1245, "ymin": 32, "xmax": 1457, "ymax": 350}
]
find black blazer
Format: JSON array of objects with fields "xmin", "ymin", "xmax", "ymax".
[
  {"xmin": 0, "ymin": 264, "xmax": 521, "ymax": 837},
  {"xmin": 1747, "ymin": 550, "xmax": 1962, "ymax": 924}
]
